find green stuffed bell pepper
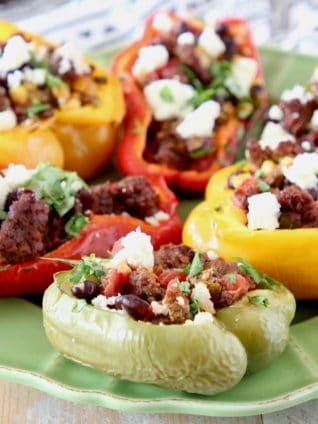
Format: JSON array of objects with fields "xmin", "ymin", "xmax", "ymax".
[{"xmin": 43, "ymin": 229, "xmax": 295, "ymax": 395}]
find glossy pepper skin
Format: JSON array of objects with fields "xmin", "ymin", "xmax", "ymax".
[
  {"xmin": 0, "ymin": 175, "xmax": 182, "ymax": 297},
  {"xmin": 0, "ymin": 21, "xmax": 125, "ymax": 179},
  {"xmin": 43, "ymin": 269, "xmax": 295, "ymax": 395},
  {"xmin": 111, "ymin": 13, "xmax": 266, "ymax": 193},
  {"xmin": 183, "ymin": 163, "xmax": 318, "ymax": 299}
]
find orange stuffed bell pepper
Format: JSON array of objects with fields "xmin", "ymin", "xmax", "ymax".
[
  {"xmin": 184, "ymin": 73, "xmax": 318, "ymax": 298},
  {"xmin": 112, "ymin": 11, "xmax": 267, "ymax": 193},
  {"xmin": 0, "ymin": 163, "xmax": 182, "ymax": 297},
  {"xmin": 0, "ymin": 21, "xmax": 124, "ymax": 179}
]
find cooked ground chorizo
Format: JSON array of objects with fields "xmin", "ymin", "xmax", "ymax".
[
  {"xmin": 162, "ymin": 279, "xmax": 191, "ymax": 324},
  {"xmin": 280, "ymin": 99, "xmax": 315, "ymax": 137},
  {"xmin": 154, "ymin": 244, "xmax": 195, "ymax": 273},
  {"xmin": 128, "ymin": 267, "xmax": 164, "ymax": 301}
]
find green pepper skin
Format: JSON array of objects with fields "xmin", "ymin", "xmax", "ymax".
[
  {"xmin": 216, "ymin": 285, "xmax": 296, "ymax": 373},
  {"xmin": 43, "ymin": 272, "xmax": 247, "ymax": 395}
]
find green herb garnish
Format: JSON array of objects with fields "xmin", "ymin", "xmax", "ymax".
[
  {"xmin": 210, "ymin": 60, "xmax": 232, "ymax": 88},
  {"xmin": 72, "ymin": 299, "xmax": 87, "ymax": 312},
  {"xmin": 29, "ymin": 51, "xmax": 49, "ymax": 70},
  {"xmin": 255, "ymin": 169, "xmax": 265, "ymax": 178},
  {"xmin": 235, "ymin": 257, "xmax": 278, "ymax": 289},
  {"xmin": 237, "ymin": 100, "xmax": 254, "ymax": 119},
  {"xmin": 23, "ymin": 163, "xmax": 87, "ymax": 217},
  {"xmin": 185, "ymin": 252, "xmax": 203, "ymax": 278},
  {"xmin": 190, "ymin": 298, "xmax": 200, "ymax": 315},
  {"xmin": 22, "ymin": 103, "xmax": 51, "ymax": 117},
  {"xmin": 189, "ymin": 146, "xmax": 215, "ymax": 159},
  {"xmin": 248, "ymin": 295, "xmax": 269, "ymax": 307},
  {"xmin": 257, "ymin": 180, "xmax": 270, "ymax": 193},
  {"xmin": 46, "ymin": 72, "xmax": 65, "ymax": 88},
  {"xmin": 69, "ymin": 254, "xmax": 106, "ymax": 285},
  {"xmin": 225, "ymin": 273, "xmax": 237, "ymax": 284},
  {"xmin": 179, "ymin": 64, "xmax": 202, "ymax": 89},
  {"xmin": 179, "ymin": 281, "xmax": 191, "ymax": 294},
  {"xmin": 159, "ymin": 86, "xmax": 175, "ymax": 103},
  {"xmin": 65, "ymin": 213, "xmax": 88, "ymax": 238},
  {"xmin": 0, "ymin": 210, "xmax": 7, "ymax": 220},
  {"xmin": 187, "ymin": 87, "xmax": 215, "ymax": 107}
]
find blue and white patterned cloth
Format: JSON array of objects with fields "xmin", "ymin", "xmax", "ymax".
[{"xmin": 2, "ymin": 0, "xmax": 318, "ymax": 56}]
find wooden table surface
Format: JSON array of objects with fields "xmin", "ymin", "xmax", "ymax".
[{"xmin": 1, "ymin": 380, "xmax": 317, "ymax": 424}]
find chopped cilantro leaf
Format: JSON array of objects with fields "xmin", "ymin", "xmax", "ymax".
[
  {"xmin": 22, "ymin": 103, "xmax": 51, "ymax": 117},
  {"xmin": 46, "ymin": 72, "xmax": 65, "ymax": 88},
  {"xmin": 159, "ymin": 86, "xmax": 174, "ymax": 103},
  {"xmin": 72, "ymin": 299, "xmax": 87, "ymax": 312},
  {"xmin": 188, "ymin": 87, "xmax": 215, "ymax": 107},
  {"xmin": 69, "ymin": 254, "xmax": 106, "ymax": 285},
  {"xmin": 225, "ymin": 273, "xmax": 237, "ymax": 284},
  {"xmin": 65, "ymin": 213, "xmax": 88, "ymax": 238},
  {"xmin": 185, "ymin": 252, "xmax": 203, "ymax": 278},
  {"xmin": 255, "ymin": 169, "xmax": 265, "ymax": 178},
  {"xmin": 179, "ymin": 281, "xmax": 191, "ymax": 294},
  {"xmin": 257, "ymin": 180, "xmax": 270, "ymax": 193},
  {"xmin": 23, "ymin": 163, "xmax": 87, "ymax": 217},
  {"xmin": 248, "ymin": 295, "xmax": 269, "ymax": 307},
  {"xmin": 179, "ymin": 64, "xmax": 202, "ymax": 89},
  {"xmin": 189, "ymin": 146, "xmax": 215, "ymax": 159},
  {"xmin": 210, "ymin": 60, "xmax": 232, "ymax": 88},
  {"xmin": 29, "ymin": 51, "xmax": 49, "ymax": 70},
  {"xmin": 190, "ymin": 298, "xmax": 200, "ymax": 315},
  {"xmin": 235, "ymin": 257, "xmax": 278, "ymax": 289}
]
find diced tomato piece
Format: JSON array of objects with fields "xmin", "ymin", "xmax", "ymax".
[
  {"xmin": 102, "ymin": 269, "xmax": 130, "ymax": 297},
  {"xmin": 158, "ymin": 269, "xmax": 186, "ymax": 288},
  {"xmin": 221, "ymin": 274, "xmax": 250, "ymax": 303}
]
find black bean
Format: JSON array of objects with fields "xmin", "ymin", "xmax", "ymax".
[
  {"xmin": 115, "ymin": 295, "xmax": 150, "ymax": 320},
  {"xmin": 71, "ymin": 280, "xmax": 100, "ymax": 301}
]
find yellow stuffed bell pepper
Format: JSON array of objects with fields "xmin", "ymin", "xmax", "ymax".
[
  {"xmin": 183, "ymin": 162, "xmax": 318, "ymax": 299},
  {"xmin": 0, "ymin": 21, "xmax": 124, "ymax": 179}
]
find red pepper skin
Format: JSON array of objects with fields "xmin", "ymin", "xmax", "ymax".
[
  {"xmin": 0, "ymin": 175, "xmax": 182, "ymax": 297},
  {"xmin": 112, "ymin": 13, "xmax": 266, "ymax": 194}
]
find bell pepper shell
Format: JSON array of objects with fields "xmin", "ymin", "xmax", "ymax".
[
  {"xmin": 43, "ymin": 272, "xmax": 248, "ymax": 396},
  {"xmin": 183, "ymin": 164, "xmax": 318, "ymax": 299}
]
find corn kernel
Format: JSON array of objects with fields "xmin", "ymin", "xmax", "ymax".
[
  {"xmin": 231, "ymin": 172, "xmax": 251, "ymax": 189},
  {"xmin": 260, "ymin": 160, "xmax": 275, "ymax": 176},
  {"xmin": 279, "ymin": 156, "xmax": 293, "ymax": 167},
  {"xmin": 9, "ymin": 85, "xmax": 29, "ymax": 104}
]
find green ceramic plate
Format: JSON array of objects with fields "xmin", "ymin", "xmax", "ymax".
[{"xmin": 0, "ymin": 47, "xmax": 318, "ymax": 417}]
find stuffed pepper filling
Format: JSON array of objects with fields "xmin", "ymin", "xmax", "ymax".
[
  {"xmin": 231, "ymin": 72, "xmax": 318, "ymax": 230},
  {"xmin": 63, "ymin": 228, "xmax": 275, "ymax": 325},
  {"xmin": 130, "ymin": 14, "xmax": 265, "ymax": 171},
  {"xmin": 0, "ymin": 164, "xmax": 167, "ymax": 264},
  {"xmin": 0, "ymin": 33, "xmax": 106, "ymax": 131}
]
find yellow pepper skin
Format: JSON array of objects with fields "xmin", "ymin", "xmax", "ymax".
[
  {"xmin": 0, "ymin": 21, "xmax": 125, "ymax": 179},
  {"xmin": 183, "ymin": 163, "xmax": 318, "ymax": 299}
]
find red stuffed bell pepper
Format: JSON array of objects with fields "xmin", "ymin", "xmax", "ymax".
[
  {"xmin": 112, "ymin": 11, "xmax": 267, "ymax": 193},
  {"xmin": 0, "ymin": 163, "xmax": 182, "ymax": 297}
]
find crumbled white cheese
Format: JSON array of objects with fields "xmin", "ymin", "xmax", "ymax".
[
  {"xmin": 191, "ymin": 282, "xmax": 215, "ymax": 315},
  {"xmin": 0, "ymin": 109, "xmax": 17, "ymax": 132},
  {"xmin": 281, "ymin": 84, "xmax": 313, "ymax": 104},
  {"xmin": 144, "ymin": 210, "xmax": 169, "ymax": 226},
  {"xmin": 176, "ymin": 100, "xmax": 220, "ymax": 139},
  {"xmin": 152, "ymin": 12, "xmax": 174, "ymax": 33},
  {"xmin": 176, "ymin": 296, "xmax": 185, "ymax": 306},
  {"xmin": 310, "ymin": 110, "xmax": 318, "ymax": 129},
  {"xmin": 283, "ymin": 152, "xmax": 318, "ymax": 190},
  {"xmin": 7, "ymin": 70, "xmax": 24, "ymax": 88},
  {"xmin": 177, "ymin": 32, "xmax": 195, "ymax": 46},
  {"xmin": 4, "ymin": 164, "xmax": 34, "ymax": 191},
  {"xmin": 91, "ymin": 294, "xmax": 118, "ymax": 309},
  {"xmin": 259, "ymin": 122, "xmax": 295, "ymax": 150},
  {"xmin": 226, "ymin": 56, "xmax": 258, "ymax": 98},
  {"xmin": 23, "ymin": 67, "xmax": 47, "ymax": 86},
  {"xmin": 198, "ymin": 26, "xmax": 225, "ymax": 58},
  {"xmin": 110, "ymin": 227, "xmax": 154, "ymax": 269},
  {"xmin": 193, "ymin": 311, "xmax": 214, "ymax": 324},
  {"xmin": 151, "ymin": 301, "xmax": 169, "ymax": 316},
  {"xmin": 247, "ymin": 192, "xmax": 281, "ymax": 231},
  {"xmin": 301, "ymin": 140, "xmax": 312, "ymax": 151},
  {"xmin": 144, "ymin": 79, "xmax": 195, "ymax": 121},
  {"xmin": 0, "ymin": 177, "xmax": 10, "ymax": 210},
  {"xmin": 0, "ymin": 36, "xmax": 30, "ymax": 74},
  {"xmin": 268, "ymin": 104, "xmax": 284, "ymax": 121},
  {"xmin": 132, "ymin": 45, "xmax": 169, "ymax": 79},
  {"xmin": 55, "ymin": 42, "xmax": 90, "ymax": 75}
]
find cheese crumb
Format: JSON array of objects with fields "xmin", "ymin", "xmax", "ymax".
[
  {"xmin": 176, "ymin": 100, "xmax": 220, "ymax": 139},
  {"xmin": 259, "ymin": 122, "xmax": 295, "ymax": 150},
  {"xmin": 198, "ymin": 26, "xmax": 225, "ymax": 58},
  {"xmin": 191, "ymin": 282, "xmax": 215, "ymax": 315},
  {"xmin": 226, "ymin": 56, "xmax": 258, "ymax": 98},
  {"xmin": 247, "ymin": 192, "xmax": 281, "ymax": 230},
  {"xmin": 151, "ymin": 301, "xmax": 169, "ymax": 316},
  {"xmin": 4, "ymin": 164, "xmax": 34, "ymax": 191},
  {"xmin": 268, "ymin": 104, "xmax": 284, "ymax": 121},
  {"xmin": 132, "ymin": 45, "xmax": 169, "ymax": 79},
  {"xmin": 91, "ymin": 294, "xmax": 118, "ymax": 309},
  {"xmin": 23, "ymin": 67, "xmax": 47, "ymax": 86},
  {"xmin": 110, "ymin": 227, "xmax": 154, "ymax": 269},
  {"xmin": 0, "ymin": 177, "xmax": 10, "ymax": 210},
  {"xmin": 55, "ymin": 42, "xmax": 90, "ymax": 75},
  {"xmin": 144, "ymin": 210, "xmax": 169, "ymax": 226},
  {"xmin": 177, "ymin": 32, "xmax": 195, "ymax": 46},
  {"xmin": 0, "ymin": 109, "xmax": 17, "ymax": 132},
  {"xmin": 281, "ymin": 84, "xmax": 313, "ymax": 104},
  {"xmin": 283, "ymin": 153, "xmax": 318, "ymax": 190},
  {"xmin": 0, "ymin": 36, "xmax": 30, "ymax": 74},
  {"xmin": 144, "ymin": 79, "xmax": 194, "ymax": 121},
  {"xmin": 193, "ymin": 311, "xmax": 214, "ymax": 324},
  {"xmin": 152, "ymin": 12, "xmax": 174, "ymax": 33},
  {"xmin": 310, "ymin": 110, "xmax": 318, "ymax": 129}
]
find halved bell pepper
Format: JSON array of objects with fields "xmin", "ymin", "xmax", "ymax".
[
  {"xmin": 0, "ymin": 21, "xmax": 125, "ymax": 179},
  {"xmin": 0, "ymin": 175, "xmax": 182, "ymax": 297},
  {"xmin": 111, "ymin": 12, "xmax": 266, "ymax": 193},
  {"xmin": 183, "ymin": 163, "xmax": 318, "ymax": 299}
]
